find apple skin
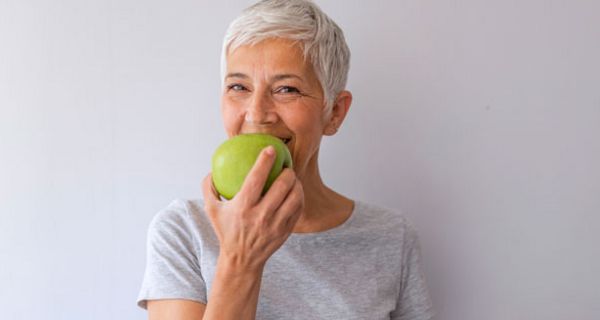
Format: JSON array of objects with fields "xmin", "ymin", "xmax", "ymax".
[{"xmin": 211, "ymin": 133, "xmax": 293, "ymax": 200}]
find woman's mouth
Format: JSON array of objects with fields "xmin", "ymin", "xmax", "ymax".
[{"xmin": 280, "ymin": 137, "xmax": 292, "ymax": 145}]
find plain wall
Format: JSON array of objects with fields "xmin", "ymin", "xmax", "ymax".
[{"xmin": 1, "ymin": 0, "xmax": 599, "ymax": 319}]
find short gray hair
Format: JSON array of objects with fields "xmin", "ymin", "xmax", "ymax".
[{"xmin": 220, "ymin": 0, "xmax": 351, "ymax": 118}]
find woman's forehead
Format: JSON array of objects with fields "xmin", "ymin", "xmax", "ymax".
[{"xmin": 226, "ymin": 38, "xmax": 315, "ymax": 79}]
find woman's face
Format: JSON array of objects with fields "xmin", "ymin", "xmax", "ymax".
[{"xmin": 221, "ymin": 38, "xmax": 330, "ymax": 178}]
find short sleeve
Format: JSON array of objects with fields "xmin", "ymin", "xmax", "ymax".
[
  {"xmin": 136, "ymin": 199, "xmax": 207, "ymax": 309},
  {"xmin": 390, "ymin": 224, "xmax": 435, "ymax": 320}
]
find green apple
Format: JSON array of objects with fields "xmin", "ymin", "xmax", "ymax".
[{"xmin": 211, "ymin": 133, "xmax": 293, "ymax": 200}]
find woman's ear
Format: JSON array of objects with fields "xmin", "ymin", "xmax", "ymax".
[{"xmin": 323, "ymin": 90, "xmax": 352, "ymax": 136}]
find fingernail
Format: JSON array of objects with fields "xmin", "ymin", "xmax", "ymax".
[{"xmin": 264, "ymin": 146, "xmax": 275, "ymax": 156}]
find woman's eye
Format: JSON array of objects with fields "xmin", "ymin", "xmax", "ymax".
[
  {"xmin": 275, "ymin": 86, "xmax": 301, "ymax": 94},
  {"xmin": 227, "ymin": 84, "xmax": 247, "ymax": 91}
]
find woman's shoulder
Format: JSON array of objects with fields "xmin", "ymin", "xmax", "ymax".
[
  {"xmin": 353, "ymin": 199, "xmax": 420, "ymax": 241},
  {"xmin": 149, "ymin": 198, "xmax": 206, "ymax": 223},
  {"xmin": 146, "ymin": 198, "xmax": 214, "ymax": 241}
]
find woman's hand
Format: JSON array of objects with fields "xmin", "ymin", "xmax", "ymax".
[{"xmin": 201, "ymin": 146, "xmax": 304, "ymax": 273}]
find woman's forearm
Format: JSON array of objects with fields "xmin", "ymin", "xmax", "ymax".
[{"xmin": 202, "ymin": 257, "xmax": 264, "ymax": 320}]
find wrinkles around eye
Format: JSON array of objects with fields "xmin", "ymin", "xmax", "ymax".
[
  {"xmin": 227, "ymin": 84, "xmax": 247, "ymax": 91},
  {"xmin": 226, "ymin": 84, "xmax": 303, "ymax": 96},
  {"xmin": 275, "ymin": 86, "xmax": 301, "ymax": 94}
]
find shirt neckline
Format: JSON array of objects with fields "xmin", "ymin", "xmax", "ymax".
[{"xmin": 286, "ymin": 199, "xmax": 361, "ymax": 241}]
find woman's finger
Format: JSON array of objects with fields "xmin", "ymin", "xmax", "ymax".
[
  {"xmin": 285, "ymin": 204, "xmax": 303, "ymax": 232},
  {"xmin": 274, "ymin": 179, "xmax": 304, "ymax": 230},
  {"xmin": 202, "ymin": 173, "xmax": 220, "ymax": 210},
  {"xmin": 237, "ymin": 146, "xmax": 277, "ymax": 205},
  {"xmin": 259, "ymin": 168, "xmax": 296, "ymax": 214}
]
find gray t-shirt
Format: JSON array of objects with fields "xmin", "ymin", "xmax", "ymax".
[{"xmin": 137, "ymin": 198, "xmax": 434, "ymax": 320}]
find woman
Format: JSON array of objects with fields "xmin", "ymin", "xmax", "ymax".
[{"xmin": 137, "ymin": 0, "xmax": 434, "ymax": 319}]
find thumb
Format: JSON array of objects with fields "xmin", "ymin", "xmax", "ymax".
[{"xmin": 202, "ymin": 173, "xmax": 221, "ymax": 210}]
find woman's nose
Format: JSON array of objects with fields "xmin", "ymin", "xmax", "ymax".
[{"xmin": 244, "ymin": 92, "xmax": 278, "ymax": 125}]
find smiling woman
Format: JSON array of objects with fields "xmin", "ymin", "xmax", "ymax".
[
  {"xmin": 136, "ymin": 1, "xmax": 434, "ymax": 319},
  {"xmin": 221, "ymin": 37, "xmax": 345, "ymax": 184}
]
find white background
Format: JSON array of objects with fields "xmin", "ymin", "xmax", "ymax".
[{"xmin": 1, "ymin": 0, "xmax": 599, "ymax": 319}]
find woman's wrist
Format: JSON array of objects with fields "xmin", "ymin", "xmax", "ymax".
[
  {"xmin": 216, "ymin": 253, "xmax": 266, "ymax": 278},
  {"xmin": 204, "ymin": 254, "xmax": 265, "ymax": 320}
]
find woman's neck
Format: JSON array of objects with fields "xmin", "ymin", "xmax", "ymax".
[{"xmin": 293, "ymin": 149, "xmax": 354, "ymax": 233}]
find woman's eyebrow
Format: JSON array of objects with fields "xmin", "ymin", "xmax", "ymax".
[
  {"xmin": 271, "ymin": 74, "xmax": 304, "ymax": 82},
  {"xmin": 225, "ymin": 72, "xmax": 249, "ymax": 80},
  {"xmin": 225, "ymin": 72, "xmax": 304, "ymax": 82}
]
